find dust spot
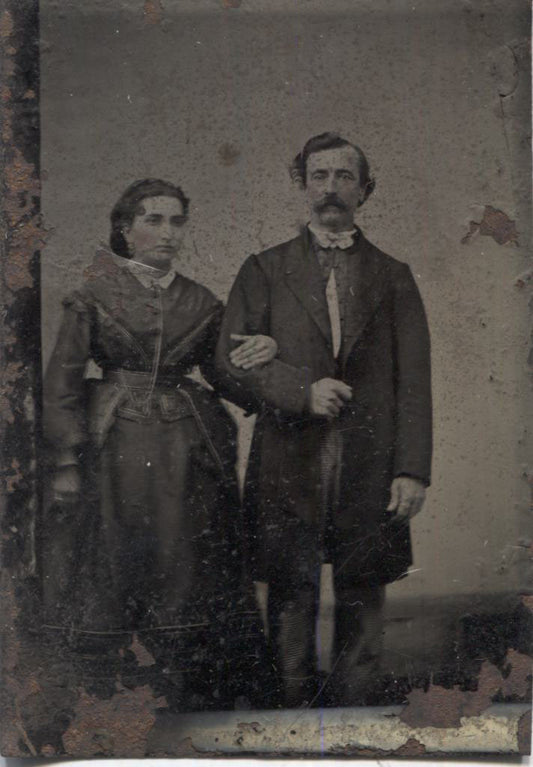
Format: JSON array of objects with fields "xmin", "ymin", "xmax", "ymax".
[
  {"xmin": 143, "ymin": 0, "xmax": 164, "ymax": 25},
  {"xmin": 461, "ymin": 205, "xmax": 518, "ymax": 246},
  {"xmin": 0, "ymin": 582, "xmax": 45, "ymax": 756},
  {"xmin": 522, "ymin": 595, "xmax": 533, "ymax": 613},
  {"xmin": 488, "ymin": 44, "xmax": 519, "ymax": 98},
  {"xmin": 3, "ymin": 58, "xmax": 14, "ymax": 78},
  {"xmin": 236, "ymin": 721, "xmax": 264, "ymax": 734},
  {"xmin": 400, "ymin": 681, "xmax": 467, "ymax": 729},
  {"xmin": 514, "ymin": 268, "xmax": 532, "ymax": 289},
  {"xmin": 0, "ymin": 362, "xmax": 24, "ymax": 425},
  {"xmin": 129, "ymin": 633, "xmax": 156, "ymax": 667},
  {"xmin": 148, "ymin": 736, "xmax": 203, "ymax": 758},
  {"xmin": 84, "ymin": 249, "xmax": 123, "ymax": 282},
  {"xmin": 218, "ymin": 143, "xmax": 241, "ymax": 166},
  {"xmin": 0, "ymin": 9, "xmax": 14, "ymax": 38},
  {"xmin": 223, "ymin": 0, "xmax": 243, "ymax": 7},
  {"xmin": 518, "ymin": 709, "xmax": 532, "ymax": 754},
  {"xmin": 3, "ymin": 145, "xmax": 43, "ymax": 292},
  {"xmin": 336, "ymin": 739, "xmax": 426, "ymax": 758},
  {"xmin": 394, "ymin": 737, "xmax": 427, "ymax": 756},
  {"xmin": 6, "ymin": 459, "xmax": 23, "ymax": 493}
]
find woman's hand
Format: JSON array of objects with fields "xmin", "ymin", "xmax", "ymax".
[
  {"xmin": 52, "ymin": 465, "xmax": 82, "ymax": 504},
  {"xmin": 229, "ymin": 334, "xmax": 278, "ymax": 370}
]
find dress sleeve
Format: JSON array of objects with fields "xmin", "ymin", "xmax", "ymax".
[
  {"xmin": 215, "ymin": 254, "xmax": 311, "ymax": 414},
  {"xmin": 195, "ymin": 301, "xmax": 225, "ymax": 389},
  {"xmin": 43, "ymin": 292, "xmax": 93, "ymax": 464}
]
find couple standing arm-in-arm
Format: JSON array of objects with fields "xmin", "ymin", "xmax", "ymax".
[{"xmin": 43, "ymin": 132, "xmax": 432, "ymax": 710}]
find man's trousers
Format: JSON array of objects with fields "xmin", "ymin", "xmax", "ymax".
[{"xmin": 268, "ymin": 578, "xmax": 385, "ymax": 708}]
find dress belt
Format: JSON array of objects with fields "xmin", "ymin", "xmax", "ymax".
[
  {"xmin": 103, "ymin": 368, "xmax": 229, "ymax": 481},
  {"xmin": 104, "ymin": 368, "xmax": 183, "ymax": 389}
]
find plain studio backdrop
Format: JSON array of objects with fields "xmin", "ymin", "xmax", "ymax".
[{"xmin": 40, "ymin": 0, "xmax": 530, "ymax": 615}]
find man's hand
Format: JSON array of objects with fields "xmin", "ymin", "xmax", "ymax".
[
  {"xmin": 52, "ymin": 465, "xmax": 81, "ymax": 504},
  {"xmin": 229, "ymin": 334, "xmax": 278, "ymax": 370},
  {"xmin": 387, "ymin": 476, "xmax": 426, "ymax": 519},
  {"xmin": 309, "ymin": 378, "xmax": 352, "ymax": 418}
]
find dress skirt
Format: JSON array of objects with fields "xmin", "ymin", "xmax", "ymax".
[{"xmin": 40, "ymin": 383, "xmax": 272, "ymax": 708}]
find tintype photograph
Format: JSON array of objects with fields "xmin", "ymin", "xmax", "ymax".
[{"xmin": 1, "ymin": 0, "xmax": 531, "ymax": 759}]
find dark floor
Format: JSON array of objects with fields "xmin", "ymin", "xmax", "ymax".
[{"xmin": 5, "ymin": 587, "xmax": 532, "ymax": 756}]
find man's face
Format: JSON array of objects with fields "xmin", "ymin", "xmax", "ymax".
[
  {"xmin": 124, "ymin": 195, "xmax": 187, "ymax": 270},
  {"xmin": 305, "ymin": 146, "xmax": 365, "ymax": 231}
]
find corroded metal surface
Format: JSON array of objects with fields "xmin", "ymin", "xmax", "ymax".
[
  {"xmin": 1, "ymin": 0, "xmax": 42, "ymax": 757},
  {"xmin": 144, "ymin": 704, "xmax": 530, "ymax": 757},
  {"xmin": 0, "ymin": 0, "xmax": 531, "ymax": 758},
  {"xmin": 461, "ymin": 205, "xmax": 519, "ymax": 246}
]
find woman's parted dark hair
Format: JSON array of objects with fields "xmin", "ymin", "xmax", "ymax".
[
  {"xmin": 110, "ymin": 178, "xmax": 190, "ymax": 257},
  {"xmin": 290, "ymin": 132, "xmax": 375, "ymax": 206}
]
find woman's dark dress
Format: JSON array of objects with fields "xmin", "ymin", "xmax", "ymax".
[{"xmin": 42, "ymin": 250, "xmax": 257, "ymax": 707}]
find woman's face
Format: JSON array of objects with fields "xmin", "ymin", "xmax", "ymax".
[{"xmin": 123, "ymin": 195, "xmax": 187, "ymax": 270}]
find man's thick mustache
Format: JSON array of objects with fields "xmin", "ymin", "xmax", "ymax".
[{"xmin": 315, "ymin": 196, "xmax": 348, "ymax": 211}]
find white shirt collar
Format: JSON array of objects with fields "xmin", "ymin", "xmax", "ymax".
[
  {"xmin": 126, "ymin": 259, "xmax": 177, "ymax": 290},
  {"xmin": 94, "ymin": 245, "xmax": 177, "ymax": 289},
  {"xmin": 308, "ymin": 223, "xmax": 357, "ymax": 250}
]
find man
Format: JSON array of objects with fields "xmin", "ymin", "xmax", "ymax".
[{"xmin": 215, "ymin": 132, "xmax": 432, "ymax": 707}]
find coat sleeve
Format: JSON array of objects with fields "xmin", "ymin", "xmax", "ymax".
[
  {"xmin": 43, "ymin": 292, "xmax": 92, "ymax": 466},
  {"xmin": 215, "ymin": 254, "xmax": 312, "ymax": 414},
  {"xmin": 392, "ymin": 263, "xmax": 433, "ymax": 485}
]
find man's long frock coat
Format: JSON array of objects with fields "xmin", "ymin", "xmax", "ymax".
[{"xmin": 215, "ymin": 228, "xmax": 432, "ymax": 589}]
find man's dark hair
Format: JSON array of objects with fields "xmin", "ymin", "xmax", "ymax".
[
  {"xmin": 290, "ymin": 132, "xmax": 375, "ymax": 205},
  {"xmin": 110, "ymin": 178, "xmax": 190, "ymax": 257}
]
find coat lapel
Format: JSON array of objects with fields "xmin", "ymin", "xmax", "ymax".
[
  {"xmin": 284, "ymin": 229, "xmax": 332, "ymax": 345},
  {"xmin": 283, "ymin": 228, "xmax": 391, "ymax": 360},
  {"xmin": 341, "ymin": 233, "xmax": 391, "ymax": 366}
]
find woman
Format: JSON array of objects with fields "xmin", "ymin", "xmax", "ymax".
[{"xmin": 42, "ymin": 179, "xmax": 277, "ymax": 709}]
